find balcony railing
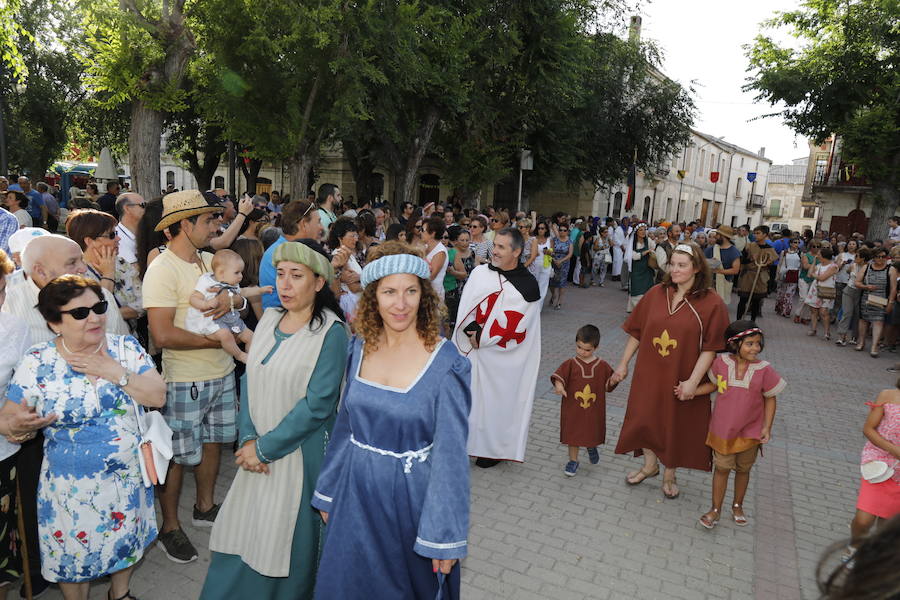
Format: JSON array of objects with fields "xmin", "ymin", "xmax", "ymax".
[
  {"xmin": 748, "ymin": 194, "xmax": 765, "ymax": 209},
  {"xmin": 813, "ymin": 161, "xmax": 869, "ymax": 187}
]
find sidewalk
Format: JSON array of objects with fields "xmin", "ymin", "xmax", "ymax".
[{"xmin": 41, "ymin": 283, "xmax": 888, "ymax": 599}]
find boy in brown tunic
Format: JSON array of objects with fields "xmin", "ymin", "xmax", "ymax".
[{"xmin": 551, "ymin": 325, "xmax": 617, "ymax": 476}]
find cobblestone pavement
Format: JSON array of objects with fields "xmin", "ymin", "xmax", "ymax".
[{"xmin": 41, "ymin": 282, "xmax": 889, "ymax": 599}]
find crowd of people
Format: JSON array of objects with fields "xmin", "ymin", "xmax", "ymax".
[{"xmin": 0, "ymin": 172, "xmax": 895, "ymax": 598}]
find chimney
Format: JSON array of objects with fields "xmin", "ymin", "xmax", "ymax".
[
  {"xmin": 629, "ymin": 16, "xmax": 642, "ymax": 45},
  {"xmin": 758, "ymin": 147, "xmax": 766, "ymax": 157}
]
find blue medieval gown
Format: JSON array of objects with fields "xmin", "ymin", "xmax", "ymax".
[{"xmin": 311, "ymin": 337, "xmax": 471, "ymax": 600}]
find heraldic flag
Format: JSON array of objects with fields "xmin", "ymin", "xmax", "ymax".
[
  {"xmin": 746, "ymin": 172, "xmax": 757, "ymax": 182},
  {"xmin": 710, "ymin": 171, "xmax": 720, "ymax": 183},
  {"xmin": 676, "ymin": 170, "xmax": 686, "ymax": 179},
  {"xmin": 625, "ymin": 153, "xmax": 637, "ymax": 210}
]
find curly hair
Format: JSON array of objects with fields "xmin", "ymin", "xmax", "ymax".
[{"xmin": 354, "ymin": 241, "xmax": 445, "ymax": 352}]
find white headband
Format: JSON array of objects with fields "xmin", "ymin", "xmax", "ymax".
[{"xmin": 674, "ymin": 243, "xmax": 694, "ymax": 256}]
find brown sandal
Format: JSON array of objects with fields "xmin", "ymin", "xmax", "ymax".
[
  {"xmin": 625, "ymin": 466, "xmax": 660, "ymax": 485},
  {"xmin": 662, "ymin": 478, "xmax": 680, "ymax": 499}
]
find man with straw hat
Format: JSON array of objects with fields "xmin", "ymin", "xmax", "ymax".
[{"xmin": 142, "ymin": 190, "xmax": 243, "ymax": 564}]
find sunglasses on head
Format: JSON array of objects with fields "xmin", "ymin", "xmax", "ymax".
[{"xmin": 61, "ymin": 300, "xmax": 109, "ymax": 320}]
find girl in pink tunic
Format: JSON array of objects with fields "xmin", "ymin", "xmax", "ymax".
[
  {"xmin": 694, "ymin": 321, "xmax": 786, "ymax": 529},
  {"xmin": 847, "ymin": 384, "xmax": 900, "ymax": 559}
]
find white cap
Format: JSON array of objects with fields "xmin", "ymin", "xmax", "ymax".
[{"xmin": 8, "ymin": 227, "xmax": 50, "ymax": 255}]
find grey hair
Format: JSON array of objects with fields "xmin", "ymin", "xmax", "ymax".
[
  {"xmin": 21, "ymin": 234, "xmax": 79, "ymax": 275},
  {"xmin": 497, "ymin": 226, "xmax": 524, "ymax": 256}
]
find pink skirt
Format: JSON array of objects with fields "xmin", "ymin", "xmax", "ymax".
[{"xmin": 856, "ymin": 477, "xmax": 900, "ymax": 519}]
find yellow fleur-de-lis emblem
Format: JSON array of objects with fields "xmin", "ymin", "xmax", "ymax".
[
  {"xmin": 575, "ymin": 384, "xmax": 596, "ymax": 409},
  {"xmin": 652, "ymin": 329, "xmax": 678, "ymax": 357},
  {"xmin": 716, "ymin": 375, "xmax": 727, "ymax": 394}
]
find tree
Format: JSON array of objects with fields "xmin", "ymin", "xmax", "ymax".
[
  {"xmin": 0, "ymin": 0, "xmax": 84, "ymax": 177},
  {"xmin": 0, "ymin": 0, "xmax": 31, "ymax": 81},
  {"xmin": 745, "ymin": 0, "xmax": 900, "ymax": 227},
  {"xmin": 80, "ymin": 0, "xmax": 196, "ymax": 197},
  {"xmin": 197, "ymin": 0, "xmax": 380, "ymax": 199},
  {"xmin": 164, "ymin": 85, "xmax": 225, "ymax": 192}
]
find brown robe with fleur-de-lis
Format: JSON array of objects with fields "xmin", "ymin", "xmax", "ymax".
[
  {"xmin": 615, "ymin": 283, "xmax": 730, "ymax": 470},
  {"xmin": 551, "ymin": 357, "xmax": 614, "ymax": 447}
]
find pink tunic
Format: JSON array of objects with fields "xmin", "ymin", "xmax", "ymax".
[
  {"xmin": 705, "ymin": 355, "xmax": 786, "ymax": 455},
  {"xmin": 857, "ymin": 402, "xmax": 900, "ymax": 518}
]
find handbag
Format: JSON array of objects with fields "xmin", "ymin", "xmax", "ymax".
[
  {"xmin": 785, "ymin": 270, "xmax": 799, "ymax": 284},
  {"xmin": 119, "ymin": 338, "xmax": 173, "ymax": 487},
  {"xmin": 867, "ymin": 294, "xmax": 889, "ymax": 308},
  {"xmin": 817, "ymin": 285, "xmax": 836, "ymax": 300}
]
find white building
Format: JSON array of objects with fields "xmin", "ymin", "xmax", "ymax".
[
  {"xmin": 764, "ymin": 158, "xmax": 817, "ymax": 234},
  {"xmin": 594, "ymin": 129, "xmax": 772, "ymax": 226}
]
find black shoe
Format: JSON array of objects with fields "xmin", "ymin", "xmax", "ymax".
[
  {"xmin": 475, "ymin": 458, "xmax": 501, "ymax": 468},
  {"xmin": 20, "ymin": 575, "xmax": 50, "ymax": 599},
  {"xmin": 157, "ymin": 528, "xmax": 199, "ymax": 564},
  {"xmin": 192, "ymin": 503, "xmax": 220, "ymax": 528}
]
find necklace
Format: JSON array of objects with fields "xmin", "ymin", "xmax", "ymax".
[{"xmin": 60, "ymin": 337, "xmax": 104, "ymax": 355}]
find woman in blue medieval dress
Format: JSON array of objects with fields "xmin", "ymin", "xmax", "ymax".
[{"xmin": 312, "ymin": 241, "xmax": 471, "ymax": 600}]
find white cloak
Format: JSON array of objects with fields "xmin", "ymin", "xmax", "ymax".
[
  {"xmin": 453, "ymin": 264, "xmax": 541, "ymax": 462},
  {"xmin": 611, "ymin": 226, "xmax": 630, "ymax": 276}
]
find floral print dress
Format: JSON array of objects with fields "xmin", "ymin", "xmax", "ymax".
[{"xmin": 6, "ymin": 335, "xmax": 157, "ymax": 583}]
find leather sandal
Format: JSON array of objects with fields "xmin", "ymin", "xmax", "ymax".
[
  {"xmin": 662, "ymin": 477, "xmax": 680, "ymax": 499},
  {"xmin": 110, "ymin": 590, "xmax": 138, "ymax": 600},
  {"xmin": 625, "ymin": 465, "xmax": 659, "ymax": 485},
  {"xmin": 698, "ymin": 508, "xmax": 720, "ymax": 530},
  {"xmin": 732, "ymin": 503, "xmax": 748, "ymax": 526}
]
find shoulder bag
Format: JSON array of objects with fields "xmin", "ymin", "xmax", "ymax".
[{"xmin": 118, "ymin": 337, "xmax": 173, "ymax": 487}]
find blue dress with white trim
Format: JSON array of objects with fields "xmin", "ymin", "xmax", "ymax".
[{"xmin": 312, "ymin": 337, "xmax": 471, "ymax": 600}]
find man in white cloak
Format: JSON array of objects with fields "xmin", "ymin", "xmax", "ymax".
[{"xmin": 454, "ymin": 226, "xmax": 541, "ymax": 468}]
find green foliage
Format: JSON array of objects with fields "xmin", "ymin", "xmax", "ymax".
[
  {"xmin": 0, "ymin": 0, "xmax": 32, "ymax": 81},
  {"xmin": 1, "ymin": 0, "xmax": 85, "ymax": 177},
  {"xmin": 745, "ymin": 0, "xmax": 900, "ymax": 186}
]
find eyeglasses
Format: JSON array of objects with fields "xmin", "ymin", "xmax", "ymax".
[
  {"xmin": 60, "ymin": 300, "xmax": 109, "ymax": 320},
  {"xmin": 96, "ymin": 231, "xmax": 117, "ymax": 240},
  {"xmin": 415, "ymin": 226, "xmax": 423, "ymax": 231},
  {"xmin": 127, "ymin": 202, "xmax": 146, "ymax": 209}
]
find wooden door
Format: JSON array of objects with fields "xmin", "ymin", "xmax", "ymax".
[{"xmin": 700, "ymin": 199, "xmax": 710, "ymax": 226}]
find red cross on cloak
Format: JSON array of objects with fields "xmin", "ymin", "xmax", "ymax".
[
  {"xmin": 474, "ymin": 292, "xmax": 500, "ymax": 326},
  {"xmin": 489, "ymin": 310, "xmax": 527, "ymax": 348}
]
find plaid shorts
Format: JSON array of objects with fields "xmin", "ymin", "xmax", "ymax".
[{"xmin": 163, "ymin": 374, "xmax": 237, "ymax": 466}]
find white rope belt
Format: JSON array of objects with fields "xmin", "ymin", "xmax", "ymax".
[{"xmin": 350, "ymin": 434, "xmax": 433, "ymax": 474}]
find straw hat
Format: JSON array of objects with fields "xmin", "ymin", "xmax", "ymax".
[
  {"xmin": 716, "ymin": 225, "xmax": 735, "ymax": 240},
  {"xmin": 155, "ymin": 190, "xmax": 223, "ymax": 232}
]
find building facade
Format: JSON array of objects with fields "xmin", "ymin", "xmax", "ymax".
[
  {"xmin": 801, "ymin": 137, "xmax": 874, "ymax": 237},
  {"xmin": 764, "ymin": 158, "xmax": 817, "ymax": 234}
]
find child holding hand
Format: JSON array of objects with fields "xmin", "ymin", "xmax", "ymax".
[
  {"xmin": 686, "ymin": 320, "xmax": 786, "ymax": 529},
  {"xmin": 551, "ymin": 325, "xmax": 618, "ymax": 477},
  {"xmin": 186, "ymin": 249, "xmax": 273, "ymax": 363}
]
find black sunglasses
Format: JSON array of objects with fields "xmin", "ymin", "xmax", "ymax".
[
  {"xmin": 61, "ymin": 300, "xmax": 109, "ymax": 320},
  {"xmin": 96, "ymin": 231, "xmax": 117, "ymax": 240},
  {"xmin": 127, "ymin": 202, "xmax": 147, "ymax": 209}
]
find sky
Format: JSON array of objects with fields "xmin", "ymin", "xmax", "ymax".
[{"xmin": 638, "ymin": 0, "xmax": 807, "ymax": 165}]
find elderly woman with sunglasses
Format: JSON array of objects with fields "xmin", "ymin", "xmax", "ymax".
[
  {"xmin": 66, "ymin": 209, "xmax": 144, "ymax": 324},
  {"xmin": 3, "ymin": 275, "xmax": 165, "ymax": 600}
]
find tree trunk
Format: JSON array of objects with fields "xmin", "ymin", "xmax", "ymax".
[
  {"xmin": 391, "ymin": 106, "xmax": 440, "ymax": 208},
  {"xmin": 240, "ymin": 158, "xmax": 262, "ymax": 196},
  {"xmin": 868, "ymin": 182, "xmax": 900, "ymax": 238},
  {"xmin": 129, "ymin": 100, "xmax": 164, "ymax": 198},
  {"xmin": 289, "ymin": 153, "xmax": 317, "ymax": 203},
  {"xmin": 344, "ymin": 139, "xmax": 378, "ymax": 206}
]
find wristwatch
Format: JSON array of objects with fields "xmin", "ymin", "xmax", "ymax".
[{"xmin": 117, "ymin": 370, "xmax": 130, "ymax": 387}]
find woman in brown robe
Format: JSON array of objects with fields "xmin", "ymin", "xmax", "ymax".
[{"xmin": 611, "ymin": 242, "xmax": 729, "ymax": 499}]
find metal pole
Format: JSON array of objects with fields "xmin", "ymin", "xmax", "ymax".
[
  {"xmin": 227, "ymin": 142, "xmax": 236, "ymax": 197},
  {"xmin": 516, "ymin": 163, "xmax": 523, "ymax": 213}
]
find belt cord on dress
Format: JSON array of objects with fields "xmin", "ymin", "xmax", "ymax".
[{"xmin": 349, "ymin": 434, "xmax": 433, "ymax": 474}]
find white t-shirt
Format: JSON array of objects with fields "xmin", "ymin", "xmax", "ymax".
[
  {"xmin": 889, "ymin": 225, "xmax": 900, "ymax": 242},
  {"xmin": 0, "ymin": 312, "xmax": 32, "ymax": 461},
  {"xmin": 13, "ymin": 209, "xmax": 31, "ymax": 229},
  {"xmin": 116, "ymin": 222, "xmax": 138, "ymax": 264},
  {"xmin": 426, "ymin": 243, "xmax": 448, "ymax": 300}
]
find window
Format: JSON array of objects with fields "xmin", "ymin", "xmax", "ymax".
[
  {"xmin": 684, "ymin": 148, "xmax": 692, "ymax": 171},
  {"xmin": 735, "ymin": 177, "xmax": 742, "ymax": 198},
  {"xmin": 165, "ymin": 171, "xmax": 175, "ymax": 187},
  {"xmin": 700, "ymin": 150, "xmax": 706, "ymax": 176},
  {"xmin": 803, "ymin": 205, "xmax": 816, "ymax": 219},
  {"xmin": 214, "ymin": 176, "xmax": 225, "ymax": 189},
  {"xmin": 642, "ymin": 196, "xmax": 651, "ymax": 221},
  {"xmin": 665, "ymin": 197, "xmax": 672, "ymax": 220},
  {"xmin": 613, "ymin": 192, "xmax": 623, "ymax": 216}
]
